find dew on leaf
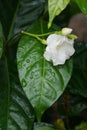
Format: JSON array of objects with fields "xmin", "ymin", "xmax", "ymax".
[
  {"xmin": 26, "ymin": 59, "xmax": 30, "ymax": 63},
  {"xmin": 18, "ymin": 61, "xmax": 22, "ymax": 69},
  {"xmin": 21, "ymin": 79, "xmax": 27, "ymax": 87},
  {"xmin": 30, "ymin": 71, "xmax": 39, "ymax": 79},
  {"xmin": 30, "ymin": 72, "xmax": 34, "ymax": 79},
  {"xmin": 46, "ymin": 69, "xmax": 56, "ymax": 82}
]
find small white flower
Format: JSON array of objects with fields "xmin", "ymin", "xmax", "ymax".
[
  {"xmin": 44, "ymin": 34, "xmax": 75, "ymax": 66},
  {"xmin": 62, "ymin": 27, "xmax": 72, "ymax": 35}
]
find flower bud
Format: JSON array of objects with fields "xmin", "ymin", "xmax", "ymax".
[{"xmin": 62, "ymin": 27, "xmax": 72, "ymax": 35}]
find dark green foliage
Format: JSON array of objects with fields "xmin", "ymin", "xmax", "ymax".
[
  {"xmin": 0, "ymin": 0, "xmax": 45, "ymax": 40},
  {"xmin": 0, "ymin": 0, "xmax": 87, "ymax": 129},
  {"xmin": 0, "ymin": 0, "xmax": 45, "ymax": 129}
]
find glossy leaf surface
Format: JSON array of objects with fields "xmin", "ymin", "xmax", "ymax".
[
  {"xmin": 17, "ymin": 21, "xmax": 73, "ymax": 121},
  {"xmin": 0, "ymin": 0, "xmax": 45, "ymax": 40},
  {"xmin": 48, "ymin": 0, "xmax": 70, "ymax": 28},
  {"xmin": 0, "ymin": 0, "xmax": 46, "ymax": 129},
  {"xmin": 0, "ymin": 55, "xmax": 34, "ymax": 129},
  {"xmin": 12, "ymin": 0, "xmax": 45, "ymax": 35},
  {"xmin": 73, "ymin": 0, "xmax": 87, "ymax": 15}
]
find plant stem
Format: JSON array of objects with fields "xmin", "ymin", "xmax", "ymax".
[
  {"xmin": 21, "ymin": 30, "xmax": 61, "ymax": 37},
  {"xmin": 21, "ymin": 31, "xmax": 47, "ymax": 45}
]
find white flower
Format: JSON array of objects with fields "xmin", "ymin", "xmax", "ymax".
[
  {"xmin": 61, "ymin": 27, "xmax": 72, "ymax": 35},
  {"xmin": 44, "ymin": 34, "xmax": 75, "ymax": 66}
]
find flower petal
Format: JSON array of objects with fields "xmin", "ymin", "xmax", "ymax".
[{"xmin": 44, "ymin": 33, "xmax": 75, "ymax": 66}]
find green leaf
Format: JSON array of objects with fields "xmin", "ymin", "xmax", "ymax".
[
  {"xmin": 0, "ymin": 0, "xmax": 45, "ymax": 40},
  {"xmin": 0, "ymin": 51, "xmax": 34, "ymax": 129},
  {"xmin": 73, "ymin": 0, "xmax": 87, "ymax": 15},
  {"xmin": 17, "ymin": 21, "xmax": 73, "ymax": 122},
  {"xmin": 11, "ymin": 0, "xmax": 45, "ymax": 36},
  {"xmin": 48, "ymin": 0, "xmax": 70, "ymax": 28},
  {"xmin": 0, "ymin": 23, "xmax": 3, "ymax": 58}
]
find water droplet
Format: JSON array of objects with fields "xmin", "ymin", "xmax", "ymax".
[
  {"xmin": 33, "ymin": 56, "xmax": 36, "ymax": 60},
  {"xmin": 18, "ymin": 61, "xmax": 22, "ymax": 69},
  {"xmin": 26, "ymin": 59, "xmax": 30, "ymax": 63},
  {"xmin": 21, "ymin": 79, "xmax": 27, "ymax": 87},
  {"xmin": 29, "ymin": 70, "xmax": 40, "ymax": 80},
  {"xmin": 46, "ymin": 69, "xmax": 56, "ymax": 82},
  {"xmin": 52, "ymin": 72, "xmax": 55, "ymax": 77},
  {"xmin": 23, "ymin": 62, "xmax": 27, "ymax": 68},
  {"xmin": 30, "ymin": 72, "xmax": 34, "ymax": 79}
]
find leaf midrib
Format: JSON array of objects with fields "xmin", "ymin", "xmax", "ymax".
[{"xmin": 36, "ymin": 21, "xmax": 46, "ymax": 122}]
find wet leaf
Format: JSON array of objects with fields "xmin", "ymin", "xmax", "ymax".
[
  {"xmin": 0, "ymin": 0, "xmax": 45, "ymax": 40},
  {"xmin": 17, "ymin": 21, "xmax": 73, "ymax": 121},
  {"xmin": 0, "ymin": 56, "xmax": 34, "ymax": 130}
]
